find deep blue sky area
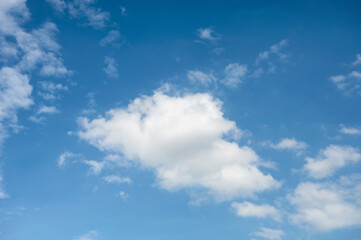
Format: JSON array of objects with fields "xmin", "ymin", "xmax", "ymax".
[{"xmin": 0, "ymin": 1, "xmax": 361, "ymax": 240}]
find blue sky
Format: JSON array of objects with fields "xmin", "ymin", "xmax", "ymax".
[{"xmin": 1, "ymin": 0, "xmax": 361, "ymax": 239}]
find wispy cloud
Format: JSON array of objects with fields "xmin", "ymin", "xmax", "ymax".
[
  {"xmin": 103, "ymin": 175, "xmax": 132, "ymax": 184},
  {"xmin": 222, "ymin": 63, "xmax": 247, "ymax": 88},
  {"xmin": 252, "ymin": 227, "xmax": 284, "ymax": 240},
  {"xmin": 103, "ymin": 56, "xmax": 118, "ymax": 78},
  {"xmin": 196, "ymin": 27, "xmax": 219, "ymax": 42},
  {"xmin": 99, "ymin": 30, "xmax": 124, "ymax": 47},
  {"xmin": 187, "ymin": 70, "xmax": 216, "ymax": 86},
  {"xmin": 73, "ymin": 230, "xmax": 98, "ymax": 240}
]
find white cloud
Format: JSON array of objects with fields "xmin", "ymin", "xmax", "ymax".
[
  {"xmin": 330, "ymin": 54, "xmax": 361, "ymax": 96},
  {"xmin": 304, "ymin": 145, "xmax": 361, "ymax": 179},
  {"xmin": 115, "ymin": 191, "xmax": 129, "ymax": 201},
  {"xmin": 77, "ymin": 90, "xmax": 280, "ymax": 201},
  {"xmin": 187, "ymin": 70, "xmax": 216, "ymax": 86},
  {"xmin": 255, "ymin": 39, "xmax": 288, "ymax": 75},
  {"xmin": 73, "ymin": 230, "xmax": 98, "ymax": 240},
  {"xmin": 352, "ymin": 53, "xmax": 361, "ymax": 66},
  {"xmin": 46, "ymin": 0, "xmax": 66, "ymax": 12},
  {"xmin": 252, "ymin": 227, "xmax": 284, "ymax": 240},
  {"xmin": 58, "ymin": 151, "xmax": 78, "ymax": 167},
  {"xmin": 0, "ymin": 67, "xmax": 33, "ymax": 145},
  {"xmin": 339, "ymin": 124, "xmax": 361, "ymax": 135},
  {"xmin": 0, "ymin": 174, "xmax": 9, "ymax": 199},
  {"xmin": 120, "ymin": 6, "xmax": 127, "ymax": 16},
  {"xmin": 103, "ymin": 175, "xmax": 131, "ymax": 184},
  {"xmin": 103, "ymin": 56, "xmax": 118, "ymax": 78},
  {"xmin": 231, "ymin": 201, "xmax": 281, "ymax": 221},
  {"xmin": 68, "ymin": 0, "xmax": 110, "ymax": 29},
  {"xmin": 222, "ymin": 63, "xmax": 247, "ymax": 88},
  {"xmin": 99, "ymin": 30, "xmax": 124, "ymax": 47},
  {"xmin": 37, "ymin": 105, "xmax": 59, "ymax": 115},
  {"xmin": 83, "ymin": 160, "xmax": 104, "ymax": 175},
  {"xmin": 267, "ymin": 138, "xmax": 308, "ymax": 155},
  {"xmin": 38, "ymin": 81, "xmax": 68, "ymax": 100},
  {"xmin": 288, "ymin": 179, "xmax": 361, "ymax": 232},
  {"xmin": 197, "ymin": 27, "xmax": 219, "ymax": 41}
]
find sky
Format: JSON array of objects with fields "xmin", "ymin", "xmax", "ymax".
[{"xmin": 0, "ymin": 0, "xmax": 361, "ymax": 239}]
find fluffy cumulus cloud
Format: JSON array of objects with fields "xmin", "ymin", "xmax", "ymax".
[
  {"xmin": 222, "ymin": 63, "xmax": 247, "ymax": 88},
  {"xmin": 187, "ymin": 70, "xmax": 216, "ymax": 86},
  {"xmin": 265, "ymin": 138, "xmax": 308, "ymax": 156},
  {"xmin": 304, "ymin": 145, "xmax": 361, "ymax": 179},
  {"xmin": 288, "ymin": 177, "xmax": 361, "ymax": 232},
  {"xmin": 77, "ymin": 90, "xmax": 280, "ymax": 201},
  {"xmin": 252, "ymin": 227, "xmax": 284, "ymax": 240},
  {"xmin": 103, "ymin": 56, "xmax": 118, "ymax": 78},
  {"xmin": 231, "ymin": 201, "xmax": 281, "ymax": 221}
]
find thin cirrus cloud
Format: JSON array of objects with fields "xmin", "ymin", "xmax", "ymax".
[
  {"xmin": 288, "ymin": 177, "xmax": 361, "ymax": 232},
  {"xmin": 231, "ymin": 201, "xmax": 281, "ymax": 221},
  {"xmin": 77, "ymin": 88, "xmax": 280, "ymax": 201},
  {"xmin": 304, "ymin": 145, "xmax": 361, "ymax": 179},
  {"xmin": 0, "ymin": 174, "xmax": 9, "ymax": 199}
]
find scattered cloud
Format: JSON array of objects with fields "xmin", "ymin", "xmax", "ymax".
[
  {"xmin": 73, "ymin": 230, "xmax": 98, "ymax": 240},
  {"xmin": 252, "ymin": 227, "xmax": 284, "ymax": 240},
  {"xmin": 99, "ymin": 30, "xmax": 124, "ymax": 47},
  {"xmin": 77, "ymin": 89, "xmax": 280, "ymax": 201},
  {"xmin": 352, "ymin": 53, "xmax": 361, "ymax": 66},
  {"xmin": 120, "ymin": 6, "xmax": 127, "ymax": 16},
  {"xmin": 288, "ymin": 177, "xmax": 361, "ymax": 231},
  {"xmin": 339, "ymin": 124, "xmax": 361, "ymax": 135},
  {"xmin": 187, "ymin": 70, "xmax": 216, "ymax": 86},
  {"xmin": 68, "ymin": 0, "xmax": 110, "ymax": 29},
  {"xmin": 38, "ymin": 81, "xmax": 68, "ymax": 100},
  {"xmin": 330, "ymin": 54, "xmax": 361, "ymax": 96},
  {"xmin": 115, "ymin": 191, "xmax": 129, "ymax": 201},
  {"xmin": 58, "ymin": 151, "xmax": 79, "ymax": 167},
  {"xmin": 83, "ymin": 160, "xmax": 104, "ymax": 175},
  {"xmin": 37, "ymin": 105, "xmax": 59, "ymax": 115},
  {"xmin": 264, "ymin": 138, "xmax": 308, "ymax": 155},
  {"xmin": 196, "ymin": 27, "xmax": 219, "ymax": 42},
  {"xmin": 304, "ymin": 145, "xmax": 361, "ymax": 179},
  {"xmin": 255, "ymin": 39, "xmax": 288, "ymax": 75},
  {"xmin": 0, "ymin": 67, "xmax": 33, "ymax": 146},
  {"xmin": 0, "ymin": 174, "xmax": 9, "ymax": 199},
  {"xmin": 231, "ymin": 201, "xmax": 281, "ymax": 221},
  {"xmin": 222, "ymin": 63, "xmax": 247, "ymax": 88},
  {"xmin": 46, "ymin": 0, "xmax": 66, "ymax": 13},
  {"xmin": 103, "ymin": 175, "xmax": 131, "ymax": 184},
  {"xmin": 103, "ymin": 56, "xmax": 118, "ymax": 78}
]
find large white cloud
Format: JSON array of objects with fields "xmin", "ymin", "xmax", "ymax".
[
  {"xmin": 304, "ymin": 145, "xmax": 361, "ymax": 179},
  {"xmin": 77, "ymin": 90, "xmax": 280, "ymax": 201},
  {"xmin": 288, "ymin": 177, "xmax": 361, "ymax": 231}
]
